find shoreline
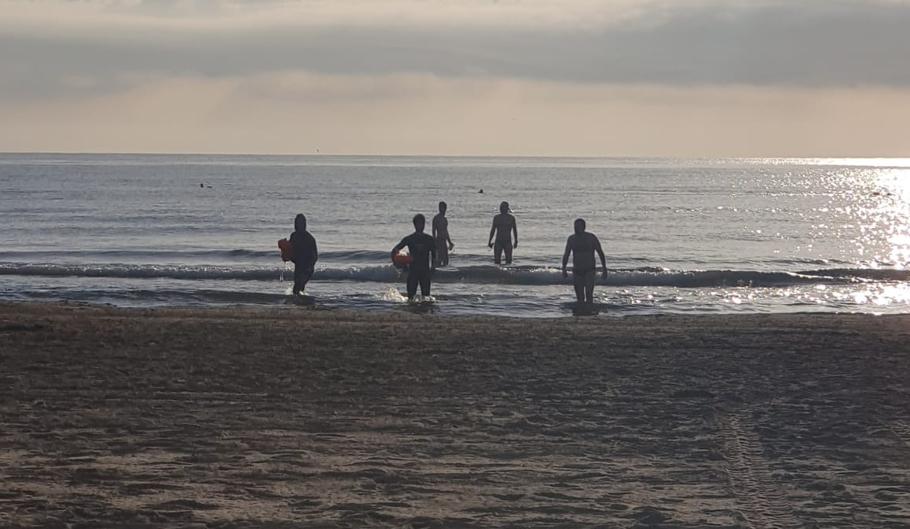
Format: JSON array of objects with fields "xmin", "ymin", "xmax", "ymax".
[
  {"xmin": 4, "ymin": 295, "xmax": 910, "ymax": 320},
  {"xmin": 2, "ymin": 301, "xmax": 909, "ymax": 528}
]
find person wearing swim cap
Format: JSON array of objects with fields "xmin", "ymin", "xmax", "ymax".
[
  {"xmin": 432, "ymin": 201, "xmax": 454, "ymax": 267},
  {"xmin": 289, "ymin": 213, "xmax": 318, "ymax": 296},
  {"xmin": 488, "ymin": 201, "xmax": 518, "ymax": 265},
  {"xmin": 391, "ymin": 214, "xmax": 437, "ymax": 300},
  {"xmin": 562, "ymin": 218, "xmax": 607, "ymax": 305}
]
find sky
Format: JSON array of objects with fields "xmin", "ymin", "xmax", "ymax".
[{"xmin": 2, "ymin": 0, "xmax": 910, "ymax": 157}]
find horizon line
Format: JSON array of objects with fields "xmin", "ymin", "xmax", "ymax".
[{"xmin": 2, "ymin": 151, "xmax": 910, "ymax": 161}]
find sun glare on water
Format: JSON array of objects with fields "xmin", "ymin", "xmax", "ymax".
[{"xmin": 875, "ymin": 168, "xmax": 910, "ymax": 269}]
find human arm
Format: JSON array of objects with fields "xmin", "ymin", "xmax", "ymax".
[
  {"xmin": 512, "ymin": 217, "xmax": 518, "ymax": 248},
  {"xmin": 287, "ymin": 233, "xmax": 296, "ymax": 263},
  {"xmin": 312, "ymin": 236, "xmax": 319, "ymax": 265},
  {"xmin": 595, "ymin": 236, "xmax": 607, "ymax": 278},
  {"xmin": 391, "ymin": 238, "xmax": 406, "ymax": 260},
  {"xmin": 488, "ymin": 218, "xmax": 496, "ymax": 247},
  {"xmin": 430, "ymin": 242, "xmax": 437, "ymax": 271},
  {"xmin": 432, "ymin": 217, "xmax": 438, "ymax": 240},
  {"xmin": 562, "ymin": 238, "xmax": 572, "ymax": 278}
]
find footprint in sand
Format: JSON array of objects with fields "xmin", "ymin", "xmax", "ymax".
[{"xmin": 720, "ymin": 412, "xmax": 800, "ymax": 529}]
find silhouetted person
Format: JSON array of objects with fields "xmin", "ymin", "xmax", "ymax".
[
  {"xmin": 392, "ymin": 214, "xmax": 437, "ymax": 300},
  {"xmin": 562, "ymin": 218, "xmax": 606, "ymax": 305},
  {"xmin": 289, "ymin": 214, "xmax": 318, "ymax": 296},
  {"xmin": 432, "ymin": 201, "xmax": 454, "ymax": 267},
  {"xmin": 488, "ymin": 201, "xmax": 518, "ymax": 265}
]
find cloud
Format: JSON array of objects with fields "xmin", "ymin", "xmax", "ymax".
[
  {"xmin": 3, "ymin": 72, "xmax": 910, "ymax": 156},
  {"xmin": 3, "ymin": 1, "xmax": 910, "ymax": 156},
  {"xmin": 2, "ymin": 0, "xmax": 910, "ymax": 100}
]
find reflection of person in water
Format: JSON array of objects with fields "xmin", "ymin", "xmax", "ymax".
[
  {"xmin": 391, "ymin": 214, "xmax": 437, "ymax": 300},
  {"xmin": 432, "ymin": 201, "xmax": 454, "ymax": 267},
  {"xmin": 488, "ymin": 201, "xmax": 518, "ymax": 265},
  {"xmin": 289, "ymin": 214, "xmax": 318, "ymax": 296},
  {"xmin": 562, "ymin": 218, "xmax": 606, "ymax": 305}
]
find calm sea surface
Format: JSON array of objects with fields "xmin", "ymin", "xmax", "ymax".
[{"xmin": 2, "ymin": 154, "xmax": 910, "ymax": 317}]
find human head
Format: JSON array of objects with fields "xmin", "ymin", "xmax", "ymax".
[
  {"xmin": 574, "ymin": 218, "xmax": 586, "ymax": 234},
  {"xmin": 295, "ymin": 213, "xmax": 307, "ymax": 231},
  {"xmin": 413, "ymin": 214, "xmax": 426, "ymax": 232},
  {"xmin": 499, "ymin": 201, "xmax": 509, "ymax": 214},
  {"xmin": 438, "ymin": 201, "xmax": 447, "ymax": 213}
]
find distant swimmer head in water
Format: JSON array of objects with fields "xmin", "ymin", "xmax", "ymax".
[
  {"xmin": 438, "ymin": 201, "xmax": 447, "ymax": 214},
  {"xmin": 413, "ymin": 213, "xmax": 426, "ymax": 232},
  {"xmin": 500, "ymin": 201, "xmax": 510, "ymax": 214},
  {"xmin": 575, "ymin": 218, "xmax": 586, "ymax": 234},
  {"xmin": 295, "ymin": 213, "xmax": 307, "ymax": 232},
  {"xmin": 479, "ymin": 189, "xmax": 484, "ymax": 193}
]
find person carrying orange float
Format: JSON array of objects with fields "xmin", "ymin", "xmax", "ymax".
[
  {"xmin": 279, "ymin": 214, "xmax": 318, "ymax": 297},
  {"xmin": 391, "ymin": 214, "xmax": 436, "ymax": 301}
]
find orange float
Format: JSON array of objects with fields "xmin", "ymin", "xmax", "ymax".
[
  {"xmin": 278, "ymin": 238, "xmax": 293, "ymax": 262},
  {"xmin": 392, "ymin": 253, "xmax": 413, "ymax": 268}
]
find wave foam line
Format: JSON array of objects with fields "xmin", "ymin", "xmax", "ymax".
[
  {"xmin": 2, "ymin": 262, "xmax": 908, "ymax": 287},
  {"xmin": 0, "ymin": 249, "xmax": 392, "ymax": 261}
]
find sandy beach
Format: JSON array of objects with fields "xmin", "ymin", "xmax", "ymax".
[{"xmin": 1, "ymin": 302, "xmax": 909, "ymax": 528}]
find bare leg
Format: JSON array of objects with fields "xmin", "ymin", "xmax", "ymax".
[
  {"xmin": 572, "ymin": 272, "xmax": 585, "ymax": 303},
  {"xmin": 573, "ymin": 282, "xmax": 585, "ymax": 303},
  {"xmin": 585, "ymin": 271, "xmax": 596, "ymax": 304}
]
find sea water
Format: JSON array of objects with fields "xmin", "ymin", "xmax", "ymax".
[{"xmin": 2, "ymin": 154, "xmax": 909, "ymax": 317}]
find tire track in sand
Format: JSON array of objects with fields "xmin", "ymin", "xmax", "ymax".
[{"xmin": 720, "ymin": 412, "xmax": 798, "ymax": 529}]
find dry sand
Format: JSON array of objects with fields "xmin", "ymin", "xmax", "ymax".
[{"xmin": 1, "ymin": 301, "xmax": 909, "ymax": 528}]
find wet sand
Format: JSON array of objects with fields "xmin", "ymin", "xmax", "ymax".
[{"xmin": 1, "ymin": 301, "xmax": 909, "ymax": 528}]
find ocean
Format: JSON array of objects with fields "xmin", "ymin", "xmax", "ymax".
[{"xmin": 2, "ymin": 153, "xmax": 909, "ymax": 317}]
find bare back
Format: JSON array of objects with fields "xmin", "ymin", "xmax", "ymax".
[
  {"xmin": 567, "ymin": 232, "xmax": 602, "ymax": 272},
  {"xmin": 432, "ymin": 214, "xmax": 449, "ymax": 240},
  {"xmin": 492, "ymin": 213, "xmax": 515, "ymax": 242}
]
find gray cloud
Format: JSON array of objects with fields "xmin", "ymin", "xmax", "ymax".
[{"xmin": 2, "ymin": 0, "xmax": 910, "ymax": 99}]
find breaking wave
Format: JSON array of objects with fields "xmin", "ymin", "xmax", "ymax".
[{"xmin": 2, "ymin": 262, "xmax": 907, "ymax": 288}]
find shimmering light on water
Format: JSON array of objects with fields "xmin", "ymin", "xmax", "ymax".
[
  {"xmin": 2, "ymin": 155, "xmax": 910, "ymax": 316},
  {"xmin": 873, "ymin": 168, "xmax": 910, "ymax": 268}
]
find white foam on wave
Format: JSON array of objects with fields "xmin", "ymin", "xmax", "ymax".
[
  {"xmin": 1, "ymin": 262, "xmax": 908, "ymax": 288},
  {"xmin": 380, "ymin": 287, "xmax": 408, "ymax": 303}
]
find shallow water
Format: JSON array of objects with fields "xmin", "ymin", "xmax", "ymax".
[{"xmin": 2, "ymin": 154, "xmax": 910, "ymax": 316}]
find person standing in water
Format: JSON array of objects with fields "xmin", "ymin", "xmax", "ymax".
[
  {"xmin": 289, "ymin": 214, "xmax": 318, "ymax": 296},
  {"xmin": 488, "ymin": 201, "xmax": 518, "ymax": 265},
  {"xmin": 432, "ymin": 201, "xmax": 455, "ymax": 267},
  {"xmin": 562, "ymin": 218, "xmax": 607, "ymax": 305},
  {"xmin": 391, "ymin": 214, "xmax": 437, "ymax": 300}
]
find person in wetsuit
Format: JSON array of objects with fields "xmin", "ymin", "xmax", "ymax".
[
  {"xmin": 432, "ymin": 201, "xmax": 454, "ymax": 267},
  {"xmin": 562, "ymin": 218, "xmax": 607, "ymax": 305},
  {"xmin": 488, "ymin": 201, "xmax": 518, "ymax": 265},
  {"xmin": 391, "ymin": 214, "xmax": 437, "ymax": 300},
  {"xmin": 289, "ymin": 213, "xmax": 318, "ymax": 296}
]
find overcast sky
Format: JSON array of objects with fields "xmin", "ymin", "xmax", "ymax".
[{"xmin": 3, "ymin": 0, "xmax": 910, "ymax": 156}]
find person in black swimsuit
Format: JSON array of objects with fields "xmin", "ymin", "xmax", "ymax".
[
  {"xmin": 391, "ymin": 214, "xmax": 437, "ymax": 300},
  {"xmin": 289, "ymin": 213, "xmax": 318, "ymax": 296}
]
